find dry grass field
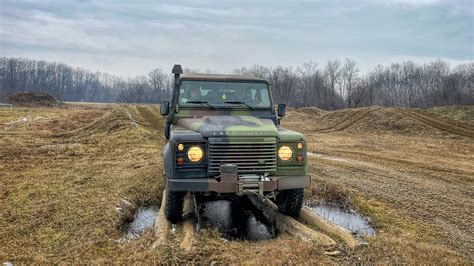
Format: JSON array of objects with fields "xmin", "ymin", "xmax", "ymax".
[
  {"xmin": 1, "ymin": 104, "xmax": 473, "ymax": 263},
  {"xmin": 284, "ymin": 106, "xmax": 473, "ymax": 263}
]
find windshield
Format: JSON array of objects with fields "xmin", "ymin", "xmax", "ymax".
[{"xmin": 178, "ymin": 81, "xmax": 271, "ymax": 108}]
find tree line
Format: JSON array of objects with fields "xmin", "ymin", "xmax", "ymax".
[
  {"xmin": 233, "ymin": 59, "xmax": 473, "ymax": 109},
  {"xmin": 0, "ymin": 57, "xmax": 171, "ymax": 103},
  {"xmin": 1, "ymin": 57, "xmax": 472, "ymax": 109}
]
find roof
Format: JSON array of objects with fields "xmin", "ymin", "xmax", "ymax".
[{"xmin": 179, "ymin": 73, "xmax": 268, "ymax": 83}]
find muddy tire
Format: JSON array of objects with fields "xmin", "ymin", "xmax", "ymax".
[
  {"xmin": 276, "ymin": 188, "xmax": 304, "ymax": 217},
  {"xmin": 165, "ymin": 190, "xmax": 186, "ymax": 223}
]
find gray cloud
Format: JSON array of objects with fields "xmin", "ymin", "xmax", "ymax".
[{"xmin": 0, "ymin": 0, "xmax": 472, "ymax": 77}]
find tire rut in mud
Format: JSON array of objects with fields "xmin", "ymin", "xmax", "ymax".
[
  {"xmin": 314, "ymin": 109, "xmax": 377, "ymax": 133},
  {"xmin": 310, "ymin": 155, "xmax": 474, "ymax": 258},
  {"xmin": 400, "ymin": 109, "xmax": 474, "ymax": 138}
]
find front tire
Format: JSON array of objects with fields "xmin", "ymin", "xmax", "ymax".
[
  {"xmin": 165, "ymin": 190, "xmax": 185, "ymax": 223},
  {"xmin": 276, "ymin": 188, "xmax": 304, "ymax": 217}
]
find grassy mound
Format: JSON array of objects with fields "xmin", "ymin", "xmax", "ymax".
[
  {"xmin": 427, "ymin": 105, "xmax": 474, "ymax": 126},
  {"xmin": 298, "ymin": 106, "xmax": 328, "ymax": 116},
  {"xmin": 6, "ymin": 92, "xmax": 60, "ymax": 107},
  {"xmin": 285, "ymin": 106, "xmax": 473, "ymax": 136},
  {"xmin": 329, "ymin": 107, "xmax": 438, "ymax": 134},
  {"xmin": 283, "ymin": 107, "xmax": 327, "ymax": 130}
]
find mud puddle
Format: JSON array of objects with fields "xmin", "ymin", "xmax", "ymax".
[
  {"xmin": 125, "ymin": 206, "xmax": 159, "ymax": 240},
  {"xmin": 310, "ymin": 203, "xmax": 375, "ymax": 236},
  {"xmin": 197, "ymin": 199, "xmax": 276, "ymax": 241}
]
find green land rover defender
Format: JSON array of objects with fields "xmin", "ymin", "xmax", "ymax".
[{"xmin": 160, "ymin": 65, "xmax": 310, "ymax": 222}]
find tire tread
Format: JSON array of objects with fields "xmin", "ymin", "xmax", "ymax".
[
  {"xmin": 165, "ymin": 190, "xmax": 185, "ymax": 223},
  {"xmin": 276, "ymin": 188, "xmax": 304, "ymax": 217}
]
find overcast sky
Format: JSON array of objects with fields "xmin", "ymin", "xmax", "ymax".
[{"xmin": 1, "ymin": 0, "xmax": 472, "ymax": 77}]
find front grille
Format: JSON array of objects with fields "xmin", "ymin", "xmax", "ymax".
[{"xmin": 208, "ymin": 139, "xmax": 277, "ymax": 175}]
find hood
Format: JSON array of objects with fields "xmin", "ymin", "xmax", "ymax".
[{"xmin": 177, "ymin": 115, "xmax": 278, "ymax": 137}]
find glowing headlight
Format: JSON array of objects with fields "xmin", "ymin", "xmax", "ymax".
[
  {"xmin": 278, "ymin": 145, "xmax": 293, "ymax": 161},
  {"xmin": 187, "ymin": 146, "xmax": 204, "ymax": 163}
]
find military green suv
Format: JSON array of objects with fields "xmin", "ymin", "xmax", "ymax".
[{"xmin": 160, "ymin": 65, "xmax": 310, "ymax": 223}]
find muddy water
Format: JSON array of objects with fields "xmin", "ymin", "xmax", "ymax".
[
  {"xmin": 125, "ymin": 206, "xmax": 159, "ymax": 239},
  {"xmin": 198, "ymin": 199, "xmax": 275, "ymax": 241},
  {"xmin": 311, "ymin": 203, "xmax": 375, "ymax": 236}
]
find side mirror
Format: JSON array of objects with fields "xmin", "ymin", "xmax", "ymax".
[
  {"xmin": 277, "ymin": 103, "xmax": 286, "ymax": 117},
  {"xmin": 160, "ymin": 101, "xmax": 170, "ymax": 116}
]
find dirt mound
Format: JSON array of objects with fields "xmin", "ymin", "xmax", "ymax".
[
  {"xmin": 335, "ymin": 107, "xmax": 438, "ymax": 134},
  {"xmin": 283, "ymin": 107, "xmax": 327, "ymax": 130},
  {"xmin": 6, "ymin": 92, "xmax": 60, "ymax": 107},
  {"xmin": 286, "ymin": 107, "xmax": 327, "ymax": 118},
  {"xmin": 285, "ymin": 106, "xmax": 474, "ymax": 137},
  {"xmin": 58, "ymin": 106, "xmax": 161, "ymax": 144},
  {"xmin": 298, "ymin": 107, "xmax": 328, "ymax": 116},
  {"xmin": 427, "ymin": 106, "xmax": 474, "ymax": 126},
  {"xmin": 72, "ymin": 107, "xmax": 138, "ymax": 136}
]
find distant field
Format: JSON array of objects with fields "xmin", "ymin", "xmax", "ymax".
[
  {"xmin": 63, "ymin": 101, "xmax": 118, "ymax": 105},
  {"xmin": 0, "ymin": 104, "xmax": 472, "ymax": 263}
]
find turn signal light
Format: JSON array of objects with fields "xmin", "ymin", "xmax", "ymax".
[
  {"xmin": 297, "ymin": 155, "xmax": 303, "ymax": 162},
  {"xmin": 177, "ymin": 157, "xmax": 184, "ymax": 165},
  {"xmin": 297, "ymin": 142, "xmax": 303, "ymax": 149}
]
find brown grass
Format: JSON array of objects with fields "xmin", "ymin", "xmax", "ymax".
[
  {"xmin": 1, "ymin": 104, "xmax": 472, "ymax": 263},
  {"xmin": 0, "ymin": 105, "xmax": 164, "ymax": 263},
  {"xmin": 428, "ymin": 105, "xmax": 474, "ymax": 125},
  {"xmin": 301, "ymin": 132, "xmax": 472, "ymax": 262}
]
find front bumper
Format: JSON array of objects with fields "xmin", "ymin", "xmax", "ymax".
[{"xmin": 167, "ymin": 175, "xmax": 311, "ymax": 194}]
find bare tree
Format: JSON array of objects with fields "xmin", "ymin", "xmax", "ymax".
[
  {"xmin": 233, "ymin": 65, "xmax": 270, "ymax": 79},
  {"xmin": 323, "ymin": 60, "xmax": 342, "ymax": 109},
  {"xmin": 297, "ymin": 61, "xmax": 326, "ymax": 108},
  {"xmin": 1, "ymin": 57, "xmax": 472, "ymax": 108},
  {"xmin": 340, "ymin": 58, "xmax": 359, "ymax": 107},
  {"xmin": 269, "ymin": 66, "xmax": 298, "ymax": 105}
]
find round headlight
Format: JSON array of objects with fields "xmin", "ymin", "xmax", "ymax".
[
  {"xmin": 278, "ymin": 145, "xmax": 293, "ymax": 161},
  {"xmin": 187, "ymin": 146, "xmax": 204, "ymax": 163}
]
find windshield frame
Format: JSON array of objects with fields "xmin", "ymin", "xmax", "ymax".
[{"xmin": 176, "ymin": 79, "xmax": 273, "ymax": 110}]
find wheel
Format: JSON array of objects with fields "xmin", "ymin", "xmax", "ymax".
[
  {"xmin": 276, "ymin": 188, "xmax": 304, "ymax": 217},
  {"xmin": 165, "ymin": 189, "xmax": 186, "ymax": 223}
]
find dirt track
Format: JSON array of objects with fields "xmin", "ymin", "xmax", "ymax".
[
  {"xmin": 314, "ymin": 109, "xmax": 377, "ymax": 133},
  {"xmin": 309, "ymin": 149, "xmax": 473, "ymax": 256},
  {"xmin": 286, "ymin": 106, "xmax": 474, "ymax": 138},
  {"xmin": 399, "ymin": 109, "xmax": 474, "ymax": 138},
  {"xmin": 284, "ymin": 107, "xmax": 474, "ymax": 261}
]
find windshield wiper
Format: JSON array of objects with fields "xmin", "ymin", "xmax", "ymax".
[
  {"xmin": 185, "ymin": 100, "xmax": 216, "ymax": 109},
  {"xmin": 224, "ymin": 101, "xmax": 254, "ymax": 110}
]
